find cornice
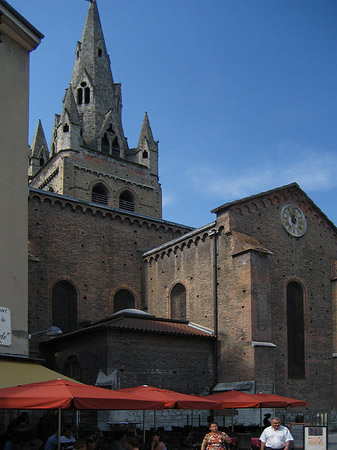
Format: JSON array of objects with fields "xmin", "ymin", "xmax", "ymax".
[
  {"xmin": 143, "ymin": 222, "xmax": 216, "ymax": 263},
  {"xmin": 28, "ymin": 188, "xmax": 192, "ymax": 234}
]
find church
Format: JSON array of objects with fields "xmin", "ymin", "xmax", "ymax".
[{"xmin": 27, "ymin": 0, "xmax": 337, "ymax": 425}]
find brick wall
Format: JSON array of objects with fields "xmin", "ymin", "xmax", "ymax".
[
  {"xmin": 45, "ymin": 328, "xmax": 215, "ymax": 395},
  {"xmin": 144, "ymin": 185, "xmax": 337, "ymax": 411},
  {"xmin": 28, "ymin": 190, "xmax": 191, "ymax": 341}
]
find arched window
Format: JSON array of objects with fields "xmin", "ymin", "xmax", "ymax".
[
  {"xmin": 77, "ymin": 88, "xmax": 83, "ymax": 105},
  {"xmin": 91, "ymin": 183, "xmax": 108, "ymax": 205},
  {"xmin": 287, "ymin": 281, "xmax": 305, "ymax": 378},
  {"xmin": 111, "ymin": 137, "xmax": 120, "ymax": 157},
  {"xmin": 77, "ymin": 81, "xmax": 90, "ymax": 105},
  {"xmin": 52, "ymin": 281, "xmax": 77, "ymax": 334},
  {"xmin": 113, "ymin": 289, "xmax": 135, "ymax": 313},
  {"xmin": 101, "ymin": 133, "xmax": 109, "ymax": 154},
  {"xmin": 63, "ymin": 355, "xmax": 82, "ymax": 381},
  {"xmin": 171, "ymin": 283, "xmax": 186, "ymax": 320},
  {"xmin": 84, "ymin": 87, "xmax": 90, "ymax": 104},
  {"xmin": 119, "ymin": 191, "xmax": 134, "ymax": 212},
  {"xmin": 63, "ymin": 124, "xmax": 69, "ymax": 133}
]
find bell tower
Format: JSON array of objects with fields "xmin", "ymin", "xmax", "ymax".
[{"xmin": 29, "ymin": 0, "xmax": 162, "ymax": 218}]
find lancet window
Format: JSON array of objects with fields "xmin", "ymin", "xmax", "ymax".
[
  {"xmin": 287, "ymin": 281, "xmax": 305, "ymax": 378},
  {"xmin": 170, "ymin": 283, "xmax": 186, "ymax": 320},
  {"xmin": 52, "ymin": 280, "xmax": 78, "ymax": 334}
]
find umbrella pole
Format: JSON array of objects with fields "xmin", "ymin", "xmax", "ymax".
[
  {"xmin": 143, "ymin": 410, "xmax": 146, "ymax": 444},
  {"xmin": 260, "ymin": 408, "xmax": 262, "ymax": 430},
  {"xmin": 231, "ymin": 409, "xmax": 234, "ymax": 432},
  {"xmin": 154, "ymin": 410, "xmax": 156, "ymax": 431},
  {"xmin": 57, "ymin": 408, "xmax": 61, "ymax": 450}
]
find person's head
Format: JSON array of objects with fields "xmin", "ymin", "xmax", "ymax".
[
  {"xmin": 271, "ymin": 418, "xmax": 281, "ymax": 430},
  {"xmin": 63, "ymin": 428, "xmax": 73, "ymax": 438},
  {"xmin": 209, "ymin": 423, "xmax": 219, "ymax": 433},
  {"xmin": 152, "ymin": 433, "xmax": 161, "ymax": 443},
  {"xmin": 125, "ymin": 437, "xmax": 139, "ymax": 450},
  {"xmin": 264, "ymin": 414, "xmax": 271, "ymax": 419},
  {"xmin": 86, "ymin": 439, "xmax": 96, "ymax": 450},
  {"xmin": 112, "ymin": 429, "xmax": 126, "ymax": 442},
  {"xmin": 74, "ymin": 440, "xmax": 86, "ymax": 450},
  {"xmin": 18, "ymin": 412, "xmax": 29, "ymax": 424}
]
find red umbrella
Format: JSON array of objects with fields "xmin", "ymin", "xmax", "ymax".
[
  {"xmin": 114, "ymin": 385, "xmax": 223, "ymax": 409},
  {"xmin": 252, "ymin": 393, "xmax": 308, "ymax": 408},
  {"xmin": 0, "ymin": 379, "xmax": 166, "ymax": 450},
  {"xmin": 205, "ymin": 390, "xmax": 260, "ymax": 408},
  {"xmin": 0, "ymin": 379, "xmax": 166, "ymax": 410}
]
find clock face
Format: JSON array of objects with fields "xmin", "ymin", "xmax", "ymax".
[{"xmin": 280, "ymin": 204, "xmax": 307, "ymax": 237}]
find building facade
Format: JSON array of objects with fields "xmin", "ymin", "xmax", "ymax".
[
  {"xmin": 27, "ymin": 0, "xmax": 337, "ymax": 420},
  {"xmin": 0, "ymin": 0, "xmax": 42, "ymax": 357}
]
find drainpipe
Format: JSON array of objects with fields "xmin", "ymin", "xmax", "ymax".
[{"xmin": 209, "ymin": 229, "xmax": 218, "ymax": 386}]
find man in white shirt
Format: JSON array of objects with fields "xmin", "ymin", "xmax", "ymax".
[{"xmin": 260, "ymin": 418, "xmax": 294, "ymax": 450}]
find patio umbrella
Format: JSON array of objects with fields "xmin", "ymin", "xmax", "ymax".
[
  {"xmin": 0, "ymin": 379, "xmax": 166, "ymax": 450},
  {"xmin": 114, "ymin": 385, "xmax": 223, "ymax": 443},
  {"xmin": 251, "ymin": 393, "xmax": 308, "ymax": 408},
  {"xmin": 251, "ymin": 392, "xmax": 308, "ymax": 429},
  {"xmin": 114, "ymin": 385, "xmax": 223, "ymax": 409},
  {"xmin": 0, "ymin": 379, "xmax": 166, "ymax": 410},
  {"xmin": 205, "ymin": 390, "xmax": 260, "ymax": 408}
]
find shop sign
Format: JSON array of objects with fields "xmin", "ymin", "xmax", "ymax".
[{"xmin": 0, "ymin": 307, "xmax": 12, "ymax": 346}]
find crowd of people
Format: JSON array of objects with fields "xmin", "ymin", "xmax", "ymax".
[{"xmin": 1, "ymin": 414, "xmax": 294, "ymax": 450}]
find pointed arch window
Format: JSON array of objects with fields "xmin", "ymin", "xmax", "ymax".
[
  {"xmin": 77, "ymin": 88, "xmax": 83, "ymax": 105},
  {"xmin": 63, "ymin": 124, "xmax": 69, "ymax": 133},
  {"xmin": 84, "ymin": 87, "xmax": 90, "ymax": 104},
  {"xmin": 91, "ymin": 183, "xmax": 108, "ymax": 205},
  {"xmin": 64, "ymin": 355, "xmax": 82, "ymax": 382},
  {"xmin": 287, "ymin": 281, "xmax": 305, "ymax": 378},
  {"xmin": 171, "ymin": 283, "xmax": 186, "ymax": 320},
  {"xmin": 77, "ymin": 81, "xmax": 90, "ymax": 105},
  {"xmin": 111, "ymin": 137, "xmax": 120, "ymax": 157},
  {"xmin": 52, "ymin": 280, "xmax": 77, "ymax": 334},
  {"xmin": 119, "ymin": 190, "xmax": 134, "ymax": 212},
  {"xmin": 98, "ymin": 48, "xmax": 102, "ymax": 57},
  {"xmin": 113, "ymin": 289, "xmax": 135, "ymax": 313},
  {"xmin": 101, "ymin": 133, "xmax": 110, "ymax": 154}
]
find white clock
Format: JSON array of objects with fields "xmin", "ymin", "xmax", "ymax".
[{"xmin": 280, "ymin": 204, "xmax": 307, "ymax": 237}]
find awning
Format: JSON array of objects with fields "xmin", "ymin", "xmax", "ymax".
[{"xmin": 0, "ymin": 359, "xmax": 78, "ymax": 388}]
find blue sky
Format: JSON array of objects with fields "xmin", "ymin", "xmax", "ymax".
[{"xmin": 11, "ymin": 0, "xmax": 337, "ymax": 228}]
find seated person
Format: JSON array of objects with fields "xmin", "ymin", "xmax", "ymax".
[{"xmin": 60, "ymin": 428, "xmax": 76, "ymax": 450}]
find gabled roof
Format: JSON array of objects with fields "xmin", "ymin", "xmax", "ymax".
[
  {"xmin": 42, "ymin": 310, "xmax": 215, "ymax": 345},
  {"xmin": 211, "ymin": 182, "xmax": 337, "ymax": 233}
]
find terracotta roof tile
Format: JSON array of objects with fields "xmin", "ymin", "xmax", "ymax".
[
  {"xmin": 43, "ymin": 312, "xmax": 215, "ymax": 343},
  {"xmin": 103, "ymin": 316, "xmax": 214, "ymax": 338}
]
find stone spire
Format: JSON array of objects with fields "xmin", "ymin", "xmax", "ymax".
[
  {"xmin": 52, "ymin": 0, "xmax": 128, "ymax": 154},
  {"xmin": 137, "ymin": 112, "xmax": 158, "ymax": 176},
  {"xmin": 28, "ymin": 120, "xmax": 49, "ymax": 177}
]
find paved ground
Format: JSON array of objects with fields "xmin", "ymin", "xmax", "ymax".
[{"xmin": 328, "ymin": 432, "xmax": 337, "ymax": 450}]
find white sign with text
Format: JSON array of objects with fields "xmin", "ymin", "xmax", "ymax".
[{"xmin": 0, "ymin": 307, "xmax": 12, "ymax": 346}]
